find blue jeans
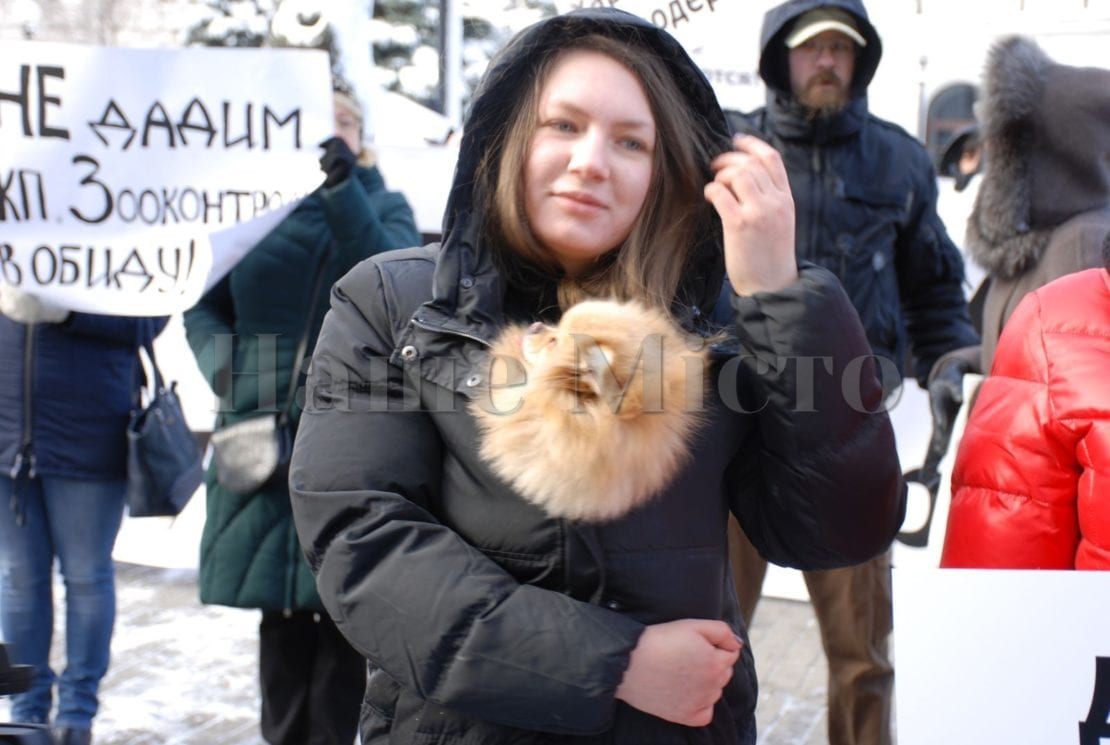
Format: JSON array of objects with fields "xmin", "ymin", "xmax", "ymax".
[{"xmin": 0, "ymin": 474, "xmax": 126, "ymax": 728}]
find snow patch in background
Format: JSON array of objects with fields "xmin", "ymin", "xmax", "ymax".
[{"xmin": 1, "ymin": 565, "xmax": 261, "ymax": 742}]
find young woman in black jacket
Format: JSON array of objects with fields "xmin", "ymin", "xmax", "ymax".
[{"xmin": 289, "ymin": 9, "xmax": 905, "ymax": 744}]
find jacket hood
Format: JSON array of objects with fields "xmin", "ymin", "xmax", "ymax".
[
  {"xmin": 758, "ymin": 0, "xmax": 882, "ymax": 99},
  {"xmin": 425, "ymin": 8, "xmax": 731, "ymax": 336},
  {"xmin": 967, "ymin": 36, "xmax": 1110, "ymax": 279}
]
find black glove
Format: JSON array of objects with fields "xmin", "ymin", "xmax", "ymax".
[
  {"xmin": 924, "ymin": 348, "xmax": 981, "ymax": 471},
  {"xmin": 319, "ymin": 136, "xmax": 357, "ymax": 188}
]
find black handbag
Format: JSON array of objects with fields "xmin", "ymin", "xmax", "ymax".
[
  {"xmin": 209, "ymin": 243, "xmax": 329, "ymax": 494},
  {"xmin": 126, "ymin": 340, "xmax": 204, "ymax": 517}
]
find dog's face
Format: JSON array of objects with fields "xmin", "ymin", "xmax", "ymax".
[
  {"xmin": 472, "ymin": 299, "xmax": 709, "ymax": 521},
  {"xmin": 519, "ymin": 319, "xmax": 617, "ymax": 404},
  {"xmin": 507, "ymin": 300, "xmax": 694, "ymax": 415}
]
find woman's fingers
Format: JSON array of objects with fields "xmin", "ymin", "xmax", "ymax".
[
  {"xmin": 733, "ymin": 134, "xmax": 790, "ymax": 193},
  {"xmin": 710, "ymin": 136, "xmax": 789, "ymax": 199},
  {"xmin": 706, "ymin": 135, "xmax": 799, "ymax": 295}
]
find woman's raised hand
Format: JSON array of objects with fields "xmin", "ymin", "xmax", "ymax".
[
  {"xmin": 615, "ymin": 618, "xmax": 742, "ymax": 727},
  {"xmin": 704, "ymin": 134, "xmax": 799, "ymax": 296}
]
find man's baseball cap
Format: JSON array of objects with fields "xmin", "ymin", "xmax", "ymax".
[{"xmin": 785, "ymin": 8, "xmax": 867, "ymax": 49}]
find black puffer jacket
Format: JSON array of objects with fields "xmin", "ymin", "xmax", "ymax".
[
  {"xmin": 731, "ymin": 0, "xmax": 978, "ymax": 388},
  {"xmin": 290, "ymin": 8, "xmax": 905, "ymax": 744}
]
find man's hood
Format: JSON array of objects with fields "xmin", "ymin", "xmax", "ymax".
[
  {"xmin": 966, "ymin": 35, "xmax": 1110, "ymax": 278},
  {"xmin": 758, "ymin": 0, "xmax": 882, "ymax": 100},
  {"xmin": 425, "ymin": 8, "xmax": 732, "ymax": 334}
]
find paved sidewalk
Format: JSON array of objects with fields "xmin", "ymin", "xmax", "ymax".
[{"xmin": 2, "ymin": 563, "xmax": 829, "ymax": 745}]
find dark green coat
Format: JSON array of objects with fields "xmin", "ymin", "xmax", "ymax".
[{"xmin": 184, "ymin": 165, "xmax": 420, "ymax": 611}]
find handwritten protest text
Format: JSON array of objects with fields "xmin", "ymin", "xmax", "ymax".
[{"xmin": 1, "ymin": 239, "xmax": 199, "ymax": 294}]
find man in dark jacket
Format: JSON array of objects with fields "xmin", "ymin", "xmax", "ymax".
[{"xmin": 725, "ymin": 2, "xmax": 979, "ymax": 745}]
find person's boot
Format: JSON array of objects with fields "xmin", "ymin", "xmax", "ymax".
[{"xmin": 52, "ymin": 727, "xmax": 92, "ymax": 745}]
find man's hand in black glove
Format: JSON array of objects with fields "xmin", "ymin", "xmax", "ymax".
[
  {"xmin": 924, "ymin": 347, "xmax": 982, "ymax": 471},
  {"xmin": 319, "ymin": 136, "xmax": 357, "ymax": 188}
]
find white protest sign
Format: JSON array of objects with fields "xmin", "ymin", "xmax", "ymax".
[
  {"xmin": 556, "ymin": 0, "xmax": 766, "ymax": 111},
  {"xmin": 0, "ymin": 42, "xmax": 331, "ymax": 316},
  {"xmin": 893, "ymin": 567, "xmax": 1110, "ymax": 744}
]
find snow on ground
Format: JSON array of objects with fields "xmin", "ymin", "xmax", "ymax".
[{"xmin": 0, "ymin": 563, "xmax": 261, "ymax": 743}]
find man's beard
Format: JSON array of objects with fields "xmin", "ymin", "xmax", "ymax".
[{"xmin": 799, "ymin": 73, "xmax": 850, "ymax": 118}]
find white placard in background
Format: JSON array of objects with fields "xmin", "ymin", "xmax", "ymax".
[
  {"xmin": 555, "ymin": 0, "xmax": 764, "ymax": 112},
  {"xmin": 1, "ymin": 42, "xmax": 331, "ymax": 316},
  {"xmin": 893, "ymin": 567, "xmax": 1110, "ymax": 744}
]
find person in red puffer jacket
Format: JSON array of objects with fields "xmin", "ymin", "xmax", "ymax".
[{"xmin": 941, "ymin": 252, "xmax": 1110, "ymax": 569}]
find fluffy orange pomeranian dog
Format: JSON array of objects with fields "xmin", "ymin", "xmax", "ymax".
[{"xmin": 471, "ymin": 299, "xmax": 709, "ymax": 522}]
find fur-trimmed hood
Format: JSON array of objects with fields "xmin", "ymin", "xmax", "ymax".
[{"xmin": 967, "ymin": 36, "xmax": 1110, "ymax": 279}]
